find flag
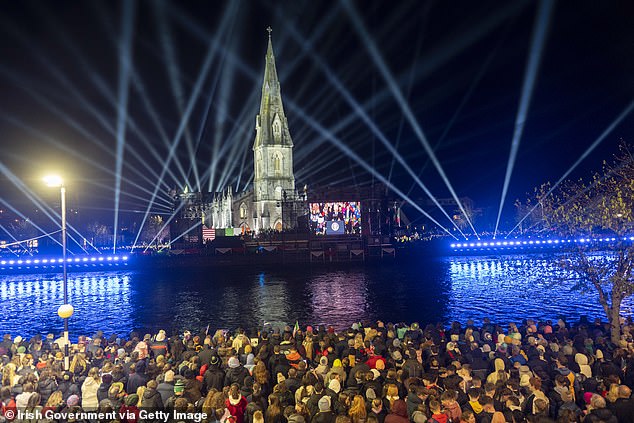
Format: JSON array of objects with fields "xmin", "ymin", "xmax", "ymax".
[
  {"xmin": 293, "ymin": 321, "xmax": 300, "ymax": 338},
  {"xmin": 202, "ymin": 226, "xmax": 216, "ymax": 242}
]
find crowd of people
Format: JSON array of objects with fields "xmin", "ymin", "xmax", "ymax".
[{"xmin": 1, "ymin": 317, "xmax": 634, "ymax": 423}]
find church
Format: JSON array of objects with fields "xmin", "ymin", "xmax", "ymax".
[{"xmin": 171, "ymin": 29, "xmax": 304, "ymax": 241}]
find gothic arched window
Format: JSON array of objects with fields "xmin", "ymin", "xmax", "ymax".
[
  {"xmin": 272, "ymin": 115, "xmax": 282, "ymax": 143},
  {"xmin": 274, "ymin": 153, "xmax": 282, "ymax": 176}
]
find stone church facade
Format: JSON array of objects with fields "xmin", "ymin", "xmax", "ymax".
[{"xmin": 173, "ymin": 30, "xmax": 300, "ymax": 236}]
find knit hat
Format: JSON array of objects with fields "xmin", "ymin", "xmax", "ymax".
[
  {"xmin": 333, "ymin": 359, "xmax": 342, "ymax": 368},
  {"xmin": 328, "ymin": 379, "xmax": 341, "ymax": 394},
  {"xmin": 67, "ymin": 395, "xmax": 80, "ymax": 407},
  {"xmin": 228, "ymin": 357, "xmax": 240, "ymax": 368},
  {"xmin": 155, "ymin": 330, "xmax": 166, "ymax": 342},
  {"xmin": 14, "ymin": 336, "xmax": 22, "ymax": 344},
  {"xmin": 318, "ymin": 396, "xmax": 331, "ymax": 412},
  {"xmin": 174, "ymin": 379, "xmax": 186, "ymax": 394},
  {"xmin": 210, "ymin": 355, "xmax": 220, "ymax": 366},
  {"xmin": 164, "ymin": 370, "xmax": 175, "ymax": 383},
  {"xmin": 366, "ymin": 388, "xmax": 377, "ymax": 400},
  {"xmin": 17, "ymin": 346, "xmax": 26, "ymax": 354},
  {"xmin": 125, "ymin": 394, "xmax": 139, "ymax": 406}
]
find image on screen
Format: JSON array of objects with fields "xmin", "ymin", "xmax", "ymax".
[{"xmin": 309, "ymin": 202, "xmax": 362, "ymax": 235}]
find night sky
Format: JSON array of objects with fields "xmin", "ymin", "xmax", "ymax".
[{"xmin": 0, "ymin": 0, "xmax": 633, "ymax": 232}]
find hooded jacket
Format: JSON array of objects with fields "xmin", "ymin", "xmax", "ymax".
[
  {"xmin": 58, "ymin": 379, "xmax": 80, "ymax": 401},
  {"xmin": 141, "ymin": 387, "xmax": 164, "ymax": 411},
  {"xmin": 225, "ymin": 395, "xmax": 248, "ymax": 423},
  {"xmin": 157, "ymin": 381, "xmax": 174, "ymax": 406},
  {"xmin": 429, "ymin": 413, "xmax": 449, "ymax": 423},
  {"xmin": 96, "ymin": 381, "xmax": 112, "ymax": 403},
  {"xmin": 81, "ymin": 377, "xmax": 100, "ymax": 410},
  {"xmin": 127, "ymin": 361, "xmax": 149, "ymax": 394},
  {"xmin": 204, "ymin": 365, "xmax": 225, "ymax": 393},
  {"xmin": 224, "ymin": 365, "xmax": 250, "ymax": 387},
  {"xmin": 36, "ymin": 377, "xmax": 57, "ymax": 405},
  {"xmin": 443, "ymin": 401, "xmax": 462, "ymax": 422},
  {"xmin": 384, "ymin": 399, "xmax": 409, "ymax": 423}
]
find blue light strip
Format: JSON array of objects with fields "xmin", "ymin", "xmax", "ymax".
[
  {"xmin": 0, "ymin": 255, "xmax": 129, "ymax": 270},
  {"xmin": 450, "ymin": 236, "xmax": 634, "ymax": 251}
]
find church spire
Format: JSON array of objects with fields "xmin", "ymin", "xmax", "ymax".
[{"xmin": 253, "ymin": 27, "xmax": 292, "ymax": 149}]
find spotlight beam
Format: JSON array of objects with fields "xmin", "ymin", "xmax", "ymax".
[
  {"xmin": 208, "ymin": 16, "xmax": 240, "ymax": 193},
  {"xmin": 508, "ymin": 99, "xmax": 634, "ymax": 237},
  {"xmin": 0, "ymin": 224, "xmax": 32, "ymax": 256},
  {"xmin": 287, "ymin": 100, "xmax": 458, "ymax": 239},
  {"xmin": 405, "ymin": 24, "xmax": 510, "ymax": 199},
  {"xmin": 387, "ymin": 14, "xmax": 428, "ymax": 190},
  {"xmin": 132, "ymin": 28, "xmax": 222, "ymax": 249},
  {"xmin": 164, "ymin": 220, "xmax": 202, "ymax": 251},
  {"xmin": 0, "ymin": 166, "xmax": 89, "ymax": 254},
  {"xmin": 341, "ymin": 0, "xmax": 479, "ymax": 238},
  {"xmin": 285, "ymin": 20, "xmax": 468, "ymax": 237},
  {"xmin": 113, "ymin": 0, "xmax": 136, "ymax": 253},
  {"xmin": 71, "ymin": 1, "xmax": 189, "ymax": 189},
  {"xmin": 0, "ymin": 112, "xmax": 173, "ymax": 208},
  {"xmin": 0, "ymin": 26, "xmax": 169, "ymax": 192},
  {"xmin": 154, "ymin": 0, "xmax": 201, "ymax": 192},
  {"xmin": 493, "ymin": 0, "xmax": 554, "ymax": 238}
]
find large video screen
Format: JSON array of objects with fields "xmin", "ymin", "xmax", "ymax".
[{"xmin": 309, "ymin": 202, "xmax": 362, "ymax": 235}]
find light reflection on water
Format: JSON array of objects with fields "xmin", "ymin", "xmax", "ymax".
[{"xmin": 1, "ymin": 255, "xmax": 631, "ymax": 339}]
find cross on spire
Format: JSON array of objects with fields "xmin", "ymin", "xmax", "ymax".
[{"xmin": 266, "ymin": 26, "xmax": 272, "ymax": 39}]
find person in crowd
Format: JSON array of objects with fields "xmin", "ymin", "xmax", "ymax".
[{"xmin": 4, "ymin": 317, "xmax": 634, "ymax": 423}]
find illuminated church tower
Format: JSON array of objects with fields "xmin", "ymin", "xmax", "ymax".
[{"xmin": 252, "ymin": 28, "xmax": 295, "ymax": 232}]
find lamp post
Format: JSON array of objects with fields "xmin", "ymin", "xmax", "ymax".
[{"xmin": 44, "ymin": 175, "xmax": 74, "ymax": 370}]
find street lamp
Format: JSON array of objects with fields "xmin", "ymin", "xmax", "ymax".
[{"xmin": 44, "ymin": 175, "xmax": 73, "ymax": 370}]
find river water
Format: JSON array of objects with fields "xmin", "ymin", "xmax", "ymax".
[{"xmin": 1, "ymin": 254, "xmax": 632, "ymax": 339}]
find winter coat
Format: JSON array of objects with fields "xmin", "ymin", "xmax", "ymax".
[
  {"xmin": 127, "ymin": 372, "xmax": 149, "ymax": 396},
  {"xmin": 141, "ymin": 387, "xmax": 164, "ymax": 411},
  {"xmin": 157, "ymin": 382, "xmax": 174, "ymax": 406},
  {"xmin": 224, "ymin": 366, "xmax": 250, "ymax": 387},
  {"xmin": 312, "ymin": 411, "xmax": 335, "ymax": 423},
  {"xmin": 183, "ymin": 378, "xmax": 202, "ymax": 404},
  {"xmin": 81, "ymin": 377, "xmax": 101, "ymax": 410},
  {"xmin": 225, "ymin": 396, "xmax": 248, "ymax": 423},
  {"xmin": 36, "ymin": 377, "xmax": 57, "ymax": 405},
  {"xmin": 203, "ymin": 366, "xmax": 225, "ymax": 393},
  {"xmin": 384, "ymin": 400, "xmax": 409, "ymax": 423},
  {"xmin": 443, "ymin": 401, "xmax": 461, "ymax": 422},
  {"xmin": 97, "ymin": 381, "xmax": 112, "ymax": 403},
  {"xmin": 58, "ymin": 380, "xmax": 80, "ymax": 401},
  {"xmin": 584, "ymin": 408, "xmax": 618, "ymax": 423}
]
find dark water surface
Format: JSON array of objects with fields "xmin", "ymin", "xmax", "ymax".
[{"xmin": 2, "ymin": 254, "xmax": 632, "ymax": 339}]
